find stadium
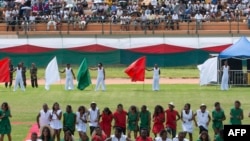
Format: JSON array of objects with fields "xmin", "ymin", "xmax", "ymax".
[{"xmin": 0, "ymin": 0, "xmax": 250, "ymax": 140}]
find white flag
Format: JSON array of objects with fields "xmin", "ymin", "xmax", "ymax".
[{"xmin": 45, "ymin": 57, "xmax": 60, "ymax": 90}]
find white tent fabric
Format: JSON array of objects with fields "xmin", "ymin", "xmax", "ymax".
[
  {"xmin": 45, "ymin": 57, "xmax": 60, "ymax": 90},
  {"xmin": 197, "ymin": 57, "xmax": 218, "ymax": 86}
]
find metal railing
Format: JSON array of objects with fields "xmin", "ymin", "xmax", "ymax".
[
  {"xmin": 0, "ymin": 18, "xmax": 249, "ymax": 35},
  {"xmin": 218, "ymin": 70, "xmax": 250, "ymax": 86}
]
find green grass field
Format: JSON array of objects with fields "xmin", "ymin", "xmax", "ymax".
[
  {"xmin": 34, "ymin": 66, "xmax": 199, "ymax": 79},
  {"xmin": 1, "ymin": 84, "xmax": 250, "ymax": 141}
]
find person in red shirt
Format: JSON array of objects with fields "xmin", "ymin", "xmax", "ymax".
[
  {"xmin": 165, "ymin": 102, "xmax": 180, "ymax": 139},
  {"xmin": 136, "ymin": 128, "xmax": 153, "ymax": 141},
  {"xmin": 99, "ymin": 107, "xmax": 113, "ymax": 137},
  {"xmin": 92, "ymin": 126, "xmax": 107, "ymax": 141},
  {"xmin": 113, "ymin": 104, "xmax": 127, "ymax": 135},
  {"xmin": 152, "ymin": 105, "xmax": 165, "ymax": 138}
]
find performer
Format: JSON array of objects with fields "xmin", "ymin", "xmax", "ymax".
[
  {"xmin": 180, "ymin": 103, "xmax": 193, "ymax": 141},
  {"xmin": 36, "ymin": 103, "xmax": 51, "ymax": 131},
  {"xmin": 30, "ymin": 63, "xmax": 38, "ymax": 88},
  {"xmin": 99, "ymin": 107, "xmax": 113, "ymax": 138},
  {"xmin": 139, "ymin": 105, "xmax": 151, "ymax": 137},
  {"xmin": 89, "ymin": 63, "xmax": 106, "ymax": 91},
  {"xmin": 63, "ymin": 105, "xmax": 76, "ymax": 139},
  {"xmin": 193, "ymin": 104, "xmax": 211, "ymax": 134},
  {"xmin": 113, "ymin": 104, "xmax": 127, "ymax": 135},
  {"xmin": 13, "ymin": 63, "xmax": 25, "ymax": 91},
  {"xmin": 146, "ymin": 64, "xmax": 160, "ymax": 91},
  {"xmin": 88, "ymin": 102, "xmax": 100, "ymax": 135},
  {"xmin": 60, "ymin": 64, "xmax": 76, "ymax": 90},
  {"xmin": 50, "ymin": 102, "xmax": 62, "ymax": 141},
  {"xmin": 220, "ymin": 60, "xmax": 229, "ymax": 90},
  {"xmin": 230, "ymin": 100, "xmax": 243, "ymax": 125},
  {"xmin": 152, "ymin": 105, "xmax": 165, "ymax": 138},
  {"xmin": 5, "ymin": 60, "xmax": 14, "ymax": 88},
  {"xmin": 21, "ymin": 62, "xmax": 27, "ymax": 88},
  {"xmin": 165, "ymin": 102, "xmax": 180, "ymax": 139},
  {"xmin": 127, "ymin": 105, "xmax": 139, "ymax": 139},
  {"xmin": 76, "ymin": 106, "xmax": 88, "ymax": 141},
  {"xmin": 212, "ymin": 102, "xmax": 226, "ymax": 137},
  {"xmin": 0, "ymin": 102, "xmax": 12, "ymax": 141}
]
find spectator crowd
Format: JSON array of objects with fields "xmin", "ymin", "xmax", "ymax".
[{"xmin": 1, "ymin": 0, "xmax": 250, "ymax": 31}]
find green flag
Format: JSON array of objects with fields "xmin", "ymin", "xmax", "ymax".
[{"xmin": 77, "ymin": 58, "xmax": 92, "ymax": 90}]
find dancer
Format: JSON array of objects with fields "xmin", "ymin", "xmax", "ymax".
[
  {"xmin": 88, "ymin": 102, "xmax": 100, "ymax": 135},
  {"xmin": 60, "ymin": 64, "xmax": 76, "ymax": 90},
  {"xmin": 99, "ymin": 107, "xmax": 113, "ymax": 138},
  {"xmin": 193, "ymin": 104, "xmax": 211, "ymax": 134},
  {"xmin": 39, "ymin": 125, "xmax": 54, "ymax": 141},
  {"xmin": 89, "ymin": 63, "xmax": 106, "ymax": 91},
  {"xmin": 180, "ymin": 103, "xmax": 193, "ymax": 141},
  {"xmin": 212, "ymin": 102, "xmax": 226, "ymax": 137},
  {"xmin": 139, "ymin": 105, "xmax": 151, "ymax": 137},
  {"xmin": 0, "ymin": 102, "xmax": 12, "ymax": 141},
  {"xmin": 146, "ymin": 64, "xmax": 160, "ymax": 91},
  {"xmin": 13, "ymin": 63, "xmax": 25, "ymax": 91},
  {"xmin": 127, "ymin": 105, "xmax": 139, "ymax": 139},
  {"xmin": 76, "ymin": 106, "xmax": 88, "ymax": 141},
  {"xmin": 63, "ymin": 105, "xmax": 76, "ymax": 139},
  {"xmin": 37, "ymin": 103, "xmax": 51, "ymax": 131},
  {"xmin": 50, "ymin": 102, "xmax": 62, "ymax": 141},
  {"xmin": 230, "ymin": 100, "xmax": 243, "ymax": 125},
  {"xmin": 165, "ymin": 102, "xmax": 180, "ymax": 139},
  {"xmin": 154, "ymin": 129, "xmax": 172, "ymax": 141},
  {"xmin": 113, "ymin": 104, "xmax": 127, "ymax": 135},
  {"xmin": 152, "ymin": 105, "xmax": 165, "ymax": 138},
  {"xmin": 30, "ymin": 63, "xmax": 38, "ymax": 88}
]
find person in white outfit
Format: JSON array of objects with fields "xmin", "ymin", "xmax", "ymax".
[
  {"xmin": 90, "ymin": 63, "xmax": 106, "ymax": 91},
  {"xmin": 105, "ymin": 127, "xmax": 131, "ymax": 141},
  {"xmin": 146, "ymin": 64, "xmax": 160, "ymax": 91},
  {"xmin": 36, "ymin": 103, "xmax": 51, "ymax": 131},
  {"xmin": 155, "ymin": 129, "xmax": 172, "ymax": 141},
  {"xmin": 50, "ymin": 102, "xmax": 62, "ymax": 141},
  {"xmin": 220, "ymin": 60, "xmax": 230, "ymax": 91},
  {"xmin": 180, "ymin": 103, "xmax": 193, "ymax": 141},
  {"xmin": 13, "ymin": 63, "xmax": 25, "ymax": 91},
  {"xmin": 88, "ymin": 102, "xmax": 100, "ymax": 135},
  {"xmin": 76, "ymin": 106, "xmax": 88, "ymax": 141},
  {"xmin": 60, "ymin": 64, "xmax": 76, "ymax": 90},
  {"xmin": 193, "ymin": 104, "xmax": 211, "ymax": 134}
]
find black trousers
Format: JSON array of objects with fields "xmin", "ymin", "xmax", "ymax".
[
  {"xmin": 31, "ymin": 78, "xmax": 38, "ymax": 88},
  {"xmin": 5, "ymin": 77, "xmax": 13, "ymax": 88}
]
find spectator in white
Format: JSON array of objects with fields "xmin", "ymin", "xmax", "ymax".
[
  {"xmin": 204, "ymin": 2, "xmax": 211, "ymax": 11},
  {"xmin": 91, "ymin": 3, "xmax": 98, "ymax": 15},
  {"xmin": 210, "ymin": 5, "xmax": 217, "ymax": 21},
  {"xmin": 193, "ymin": 104, "xmax": 211, "ymax": 134},
  {"xmin": 120, "ymin": 14, "xmax": 126, "ymax": 30},
  {"xmin": 124, "ymin": 14, "xmax": 131, "ymax": 31},
  {"xmin": 116, "ymin": 7, "xmax": 123, "ymax": 19},
  {"xmin": 79, "ymin": 15, "xmax": 86, "ymax": 30},
  {"xmin": 47, "ymin": 13, "xmax": 57, "ymax": 30},
  {"xmin": 172, "ymin": 12, "xmax": 179, "ymax": 30},
  {"xmin": 203, "ymin": 11, "xmax": 210, "ymax": 22},
  {"xmin": 140, "ymin": 13, "xmax": 147, "ymax": 30},
  {"xmin": 131, "ymin": 2, "xmax": 138, "ymax": 12},
  {"xmin": 88, "ymin": 102, "xmax": 100, "ymax": 135},
  {"xmin": 105, "ymin": 127, "xmax": 131, "ymax": 141},
  {"xmin": 36, "ymin": 103, "xmax": 51, "ymax": 131},
  {"xmin": 194, "ymin": 11, "xmax": 203, "ymax": 30},
  {"xmin": 29, "ymin": 12, "xmax": 36, "ymax": 31},
  {"xmin": 172, "ymin": 131, "xmax": 189, "ymax": 141}
]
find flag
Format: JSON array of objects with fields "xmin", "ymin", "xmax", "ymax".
[
  {"xmin": 77, "ymin": 58, "xmax": 92, "ymax": 90},
  {"xmin": 45, "ymin": 56, "xmax": 60, "ymax": 90},
  {"xmin": 0, "ymin": 58, "xmax": 10, "ymax": 83},
  {"xmin": 124, "ymin": 56, "xmax": 146, "ymax": 82}
]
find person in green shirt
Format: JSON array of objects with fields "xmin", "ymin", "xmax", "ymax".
[
  {"xmin": 214, "ymin": 129, "xmax": 223, "ymax": 141},
  {"xmin": 230, "ymin": 100, "xmax": 243, "ymax": 125},
  {"xmin": 139, "ymin": 105, "xmax": 151, "ymax": 137},
  {"xmin": 63, "ymin": 105, "xmax": 76, "ymax": 140},
  {"xmin": 212, "ymin": 102, "xmax": 226, "ymax": 137},
  {"xmin": 127, "ymin": 105, "xmax": 139, "ymax": 139},
  {"xmin": 0, "ymin": 102, "xmax": 12, "ymax": 141}
]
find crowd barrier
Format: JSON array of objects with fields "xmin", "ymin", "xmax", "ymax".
[
  {"xmin": 218, "ymin": 70, "xmax": 250, "ymax": 86},
  {"xmin": 0, "ymin": 18, "xmax": 249, "ymax": 35}
]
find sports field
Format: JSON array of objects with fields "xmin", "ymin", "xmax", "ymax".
[
  {"xmin": 1, "ymin": 67, "xmax": 250, "ymax": 140},
  {"xmin": 1, "ymin": 80, "xmax": 250, "ymax": 140}
]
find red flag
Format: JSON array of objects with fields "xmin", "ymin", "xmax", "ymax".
[
  {"xmin": 0, "ymin": 58, "xmax": 10, "ymax": 83},
  {"xmin": 124, "ymin": 56, "xmax": 146, "ymax": 82}
]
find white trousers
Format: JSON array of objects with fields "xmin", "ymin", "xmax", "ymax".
[
  {"xmin": 65, "ymin": 77, "xmax": 74, "ymax": 90},
  {"xmin": 14, "ymin": 76, "xmax": 25, "ymax": 91},
  {"xmin": 95, "ymin": 77, "xmax": 105, "ymax": 91},
  {"xmin": 152, "ymin": 77, "xmax": 159, "ymax": 91}
]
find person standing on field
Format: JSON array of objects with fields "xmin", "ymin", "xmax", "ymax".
[
  {"xmin": 220, "ymin": 60, "xmax": 229, "ymax": 91},
  {"xmin": 146, "ymin": 64, "xmax": 160, "ymax": 91},
  {"xmin": 30, "ymin": 63, "xmax": 38, "ymax": 88},
  {"xmin": 21, "ymin": 62, "xmax": 27, "ymax": 88},
  {"xmin": 89, "ymin": 63, "xmax": 106, "ymax": 91},
  {"xmin": 5, "ymin": 60, "xmax": 14, "ymax": 88},
  {"xmin": 36, "ymin": 103, "xmax": 51, "ymax": 132},
  {"xmin": 0, "ymin": 102, "xmax": 12, "ymax": 141},
  {"xmin": 13, "ymin": 63, "xmax": 25, "ymax": 91},
  {"xmin": 60, "ymin": 64, "xmax": 76, "ymax": 90}
]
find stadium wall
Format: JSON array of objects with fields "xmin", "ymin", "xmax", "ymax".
[{"xmin": 0, "ymin": 35, "xmax": 244, "ymax": 67}]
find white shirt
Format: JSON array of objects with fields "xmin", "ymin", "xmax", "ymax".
[
  {"xmin": 194, "ymin": 14, "xmax": 203, "ymax": 20},
  {"xmin": 39, "ymin": 109, "xmax": 51, "ymax": 127},
  {"xmin": 172, "ymin": 14, "xmax": 178, "ymax": 20},
  {"xmin": 196, "ymin": 109, "xmax": 209, "ymax": 129},
  {"xmin": 97, "ymin": 67, "xmax": 104, "ymax": 78},
  {"xmin": 65, "ymin": 68, "xmax": 73, "ymax": 78},
  {"xmin": 172, "ymin": 137, "xmax": 189, "ymax": 141},
  {"xmin": 16, "ymin": 68, "xmax": 22, "ymax": 78},
  {"xmin": 88, "ymin": 108, "xmax": 99, "ymax": 127},
  {"xmin": 111, "ymin": 135, "xmax": 127, "ymax": 141},
  {"xmin": 153, "ymin": 68, "xmax": 160, "ymax": 79}
]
